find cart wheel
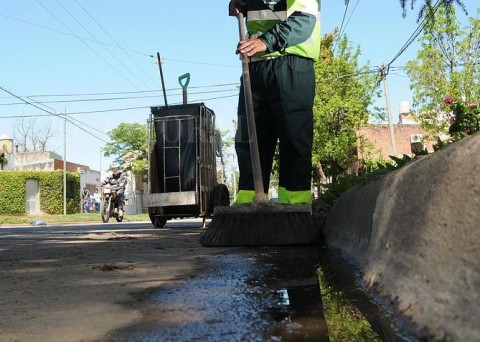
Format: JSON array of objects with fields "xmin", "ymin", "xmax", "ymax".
[
  {"xmin": 153, "ymin": 216, "xmax": 167, "ymax": 228},
  {"xmin": 149, "ymin": 210, "xmax": 167, "ymax": 228},
  {"xmin": 116, "ymin": 215, "xmax": 124, "ymax": 222},
  {"xmin": 211, "ymin": 184, "xmax": 230, "ymax": 210}
]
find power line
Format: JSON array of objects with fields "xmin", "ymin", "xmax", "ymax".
[
  {"xmin": 158, "ymin": 57, "xmax": 238, "ymax": 69},
  {"xmin": 35, "ymin": 0, "xmax": 151, "ymax": 94},
  {"xmin": 0, "ymin": 12, "xmax": 151, "ymax": 57},
  {"xmin": 0, "ymin": 84, "xmax": 109, "ymax": 143},
  {"xmin": 0, "ymin": 88, "xmax": 239, "ymax": 106},
  {"xmin": 337, "ymin": 1, "xmax": 350, "ymax": 40},
  {"xmin": 72, "ymin": 0, "xmax": 163, "ymax": 87},
  {"xmin": 53, "ymin": 0, "xmax": 157, "ymax": 94},
  {"xmin": 342, "ymin": 0, "xmax": 360, "ymax": 34},
  {"xmin": 67, "ymin": 114, "xmax": 109, "ymax": 137},
  {"xmin": 17, "ymin": 83, "xmax": 241, "ymax": 98},
  {"xmin": 0, "ymin": 93, "xmax": 239, "ymax": 119},
  {"xmin": 386, "ymin": 0, "xmax": 443, "ymax": 70},
  {"xmin": 333, "ymin": 1, "xmax": 350, "ymax": 53},
  {"xmin": 0, "ymin": 11, "xmax": 239, "ymax": 70}
]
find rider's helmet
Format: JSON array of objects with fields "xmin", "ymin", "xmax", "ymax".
[{"xmin": 110, "ymin": 162, "xmax": 120, "ymax": 175}]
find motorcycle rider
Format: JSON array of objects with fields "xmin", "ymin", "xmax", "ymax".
[{"xmin": 101, "ymin": 162, "xmax": 127, "ymax": 217}]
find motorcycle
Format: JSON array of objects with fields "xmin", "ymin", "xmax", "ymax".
[{"xmin": 100, "ymin": 182, "xmax": 125, "ymax": 223}]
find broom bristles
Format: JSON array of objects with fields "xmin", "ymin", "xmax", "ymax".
[{"xmin": 199, "ymin": 205, "xmax": 322, "ymax": 247}]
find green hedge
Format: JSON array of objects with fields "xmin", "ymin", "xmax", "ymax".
[{"xmin": 0, "ymin": 171, "xmax": 80, "ymax": 214}]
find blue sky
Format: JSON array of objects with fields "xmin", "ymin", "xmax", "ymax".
[{"xmin": 0, "ymin": 1, "xmax": 476, "ymax": 171}]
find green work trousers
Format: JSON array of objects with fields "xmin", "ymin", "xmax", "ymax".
[{"xmin": 235, "ymin": 54, "xmax": 315, "ymax": 202}]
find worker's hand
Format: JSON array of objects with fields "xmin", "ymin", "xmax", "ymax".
[
  {"xmin": 236, "ymin": 38, "xmax": 267, "ymax": 57},
  {"xmin": 229, "ymin": 0, "xmax": 246, "ymax": 16}
]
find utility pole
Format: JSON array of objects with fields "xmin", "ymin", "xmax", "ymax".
[
  {"xmin": 380, "ymin": 65, "xmax": 397, "ymax": 157},
  {"xmin": 63, "ymin": 108, "xmax": 67, "ymax": 215},
  {"xmin": 156, "ymin": 52, "xmax": 168, "ymax": 106}
]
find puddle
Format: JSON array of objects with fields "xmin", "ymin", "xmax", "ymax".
[
  {"xmin": 318, "ymin": 251, "xmax": 412, "ymax": 342},
  {"xmin": 105, "ymin": 247, "xmax": 407, "ymax": 341}
]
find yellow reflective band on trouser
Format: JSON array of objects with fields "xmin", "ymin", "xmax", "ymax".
[
  {"xmin": 234, "ymin": 190, "xmax": 256, "ymax": 205},
  {"xmin": 278, "ymin": 187, "xmax": 312, "ymax": 205}
]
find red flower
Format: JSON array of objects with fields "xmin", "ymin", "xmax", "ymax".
[
  {"xmin": 467, "ymin": 102, "xmax": 477, "ymax": 108},
  {"xmin": 443, "ymin": 97, "xmax": 454, "ymax": 104}
]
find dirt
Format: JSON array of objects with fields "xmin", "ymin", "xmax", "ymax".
[{"xmin": 0, "ymin": 219, "xmax": 234, "ymax": 342}]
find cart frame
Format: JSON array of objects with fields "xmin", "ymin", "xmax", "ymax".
[{"xmin": 144, "ymin": 103, "xmax": 227, "ymax": 228}]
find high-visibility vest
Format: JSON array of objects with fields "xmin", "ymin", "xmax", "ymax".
[{"xmin": 246, "ymin": 0, "xmax": 321, "ymax": 61}]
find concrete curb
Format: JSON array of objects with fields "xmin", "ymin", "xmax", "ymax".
[{"xmin": 324, "ymin": 133, "xmax": 480, "ymax": 341}]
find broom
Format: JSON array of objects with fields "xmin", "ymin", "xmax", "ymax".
[{"xmin": 199, "ymin": 13, "xmax": 321, "ymax": 247}]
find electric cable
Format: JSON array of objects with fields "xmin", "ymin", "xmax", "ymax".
[
  {"xmin": 333, "ymin": 0, "xmax": 350, "ymax": 53},
  {"xmin": 386, "ymin": 0, "xmax": 443, "ymax": 71},
  {"xmin": 0, "ymin": 84, "xmax": 109, "ymax": 143},
  {"xmin": 22, "ymin": 82, "xmax": 241, "ymax": 98},
  {"xmin": 72, "ymin": 0, "xmax": 161, "ymax": 87},
  {"xmin": 0, "ymin": 88, "xmax": 239, "ymax": 106},
  {"xmin": 53, "ymin": 0, "xmax": 157, "ymax": 94},
  {"xmin": 0, "ymin": 93, "xmax": 239, "ymax": 119},
  {"xmin": 35, "ymin": 0, "xmax": 150, "ymax": 94},
  {"xmin": 0, "ymin": 12, "xmax": 151, "ymax": 57},
  {"xmin": 0, "ymin": 11, "xmax": 239, "ymax": 70}
]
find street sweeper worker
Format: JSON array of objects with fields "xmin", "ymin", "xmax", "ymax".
[{"xmin": 229, "ymin": 0, "xmax": 321, "ymax": 205}]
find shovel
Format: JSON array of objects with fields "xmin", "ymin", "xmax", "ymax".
[{"xmin": 178, "ymin": 73, "xmax": 190, "ymax": 105}]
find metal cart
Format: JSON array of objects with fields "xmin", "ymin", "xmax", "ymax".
[{"xmin": 143, "ymin": 103, "xmax": 230, "ymax": 228}]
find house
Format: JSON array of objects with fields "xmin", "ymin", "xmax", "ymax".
[
  {"xmin": 357, "ymin": 101, "xmax": 435, "ymax": 160},
  {"xmin": 14, "ymin": 151, "xmax": 91, "ymax": 172}
]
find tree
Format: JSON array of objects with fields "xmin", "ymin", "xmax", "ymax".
[
  {"xmin": 313, "ymin": 30, "xmax": 379, "ymax": 183},
  {"xmin": 13, "ymin": 118, "xmax": 54, "ymax": 153},
  {"xmin": 215, "ymin": 128, "xmax": 234, "ymax": 184},
  {"xmin": 103, "ymin": 123, "xmax": 148, "ymax": 173},
  {"xmin": 399, "ymin": 0, "xmax": 467, "ymax": 20},
  {"xmin": 404, "ymin": 6, "xmax": 480, "ymax": 137}
]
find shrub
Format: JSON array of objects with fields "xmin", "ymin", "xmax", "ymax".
[{"xmin": 0, "ymin": 171, "xmax": 80, "ymax": 214}]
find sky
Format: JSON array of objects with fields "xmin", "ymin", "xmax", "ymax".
[{"xmin": 0, "ymin": 0, "xmax": 477, "ymax": 172}]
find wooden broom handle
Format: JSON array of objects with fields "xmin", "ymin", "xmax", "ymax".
[{"xmin": 237, "ymin": 13, "xmax": 268, "ymax": 203}]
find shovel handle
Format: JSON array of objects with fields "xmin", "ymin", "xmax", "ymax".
[
  {"xmin": 178, "ymin": 73, "xmax": 190, "ymax": 91},
  {"xmin": 237, "ymin": 13, "xmax": 268, "ymax": 203},
  {"xmin": 178, "ymin": 73, "xmax": 190, "ymax": 104}
]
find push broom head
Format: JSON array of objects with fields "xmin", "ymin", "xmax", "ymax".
[{"xmin": 199, "ymin": 204, "xmax": 322, "ymax": 247}]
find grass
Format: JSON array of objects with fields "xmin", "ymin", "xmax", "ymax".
[{"xmin": 0, "ymin": 213, "xmax": 151, "ymax": 225}]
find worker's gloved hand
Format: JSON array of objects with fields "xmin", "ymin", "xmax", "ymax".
[{"xmin": 229, "ymin": 0, "xmax": 246, "ymax": 16}]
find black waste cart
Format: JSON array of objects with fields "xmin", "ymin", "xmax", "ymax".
[{"xmin": 144, "ymin": 103, "xmax": 229, "ymax": 228}]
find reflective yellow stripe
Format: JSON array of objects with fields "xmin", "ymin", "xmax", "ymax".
[
  {"xmin": 247, "ymin": 10, "xmax": 287, "ymax": 21},
  {"xmin": 246, "ymin": 0, "xmax": 320, "ymax": 61},
  {"xmin": 234, "ymin": 190, "xmax": 255, "ymax": 204},
  {"xmin": 278, "ymin": 187, "xmax": 312, "ymax": 205}
]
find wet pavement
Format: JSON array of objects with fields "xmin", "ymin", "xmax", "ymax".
[
  {"xmin": 317, "ymin": 251, "xmax": 410, "ymax": 342},
  {"xmin": 104, "ymin": 244, "xmax": 409, "ymax": 342},
  {"xmin": 105, "ymin": 246, "xmax": 329, "ymax": 341},
  {"xmin": 0, "ymin": 219, "xmax": 406, "ymax": 341}
]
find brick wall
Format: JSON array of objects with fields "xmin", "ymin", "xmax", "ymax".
[
  {"xmin": 358, "ymin": 124, "xmax": 435, "ymax": 160},
  {"xmin": 53, "ymin": 159, "xmax": 90, "ymax": 172}
]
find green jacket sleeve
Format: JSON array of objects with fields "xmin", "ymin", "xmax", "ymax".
[{"xmin": 259, "ymin": 11, "xmax": 316, "ymax": 53}]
